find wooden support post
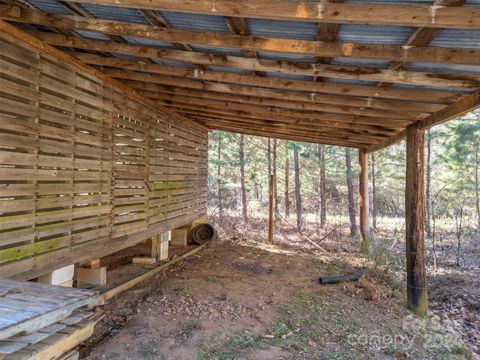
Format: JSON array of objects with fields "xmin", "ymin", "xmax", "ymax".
[
  {"xmin": 359, "ymin": 148, "xmax": 371, "ymax": 253},
  {"xmin": 268, "ymin": 174, "xmax": 275, "ymax": 245},
  {"xmin": 405, "ymin": 123, "xmax": 428, "ymax": 316}
]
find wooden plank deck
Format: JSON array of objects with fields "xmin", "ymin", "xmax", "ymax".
[{"xmin": 0, "ymin": 280, "xmax": 97, "ymax": 341}]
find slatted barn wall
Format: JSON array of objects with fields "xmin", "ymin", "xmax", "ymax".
[{"xmin": 0, "ymin": 28, "xmax": 208, "ymax": 280}]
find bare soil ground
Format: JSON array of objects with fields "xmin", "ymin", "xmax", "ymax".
[{"xmin": 81, "ymin": 235, "xmax": 473, "ymax": 360}]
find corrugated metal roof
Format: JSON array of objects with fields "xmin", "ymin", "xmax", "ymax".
[
  {"xmin": 159, "ymin": 11, "xmax": 229, "ymax": 33},
  {"xmin": 338, "ymin": 24, "xmax": 414, "ymax": 44},
  {"xmin": 256, "ymin": 51, "xmax": 316, "ymax": 63},
  {"xmin": 392, "ymin": 83, "xmax": 474, "ymax": 93},
  {"xmin": 430, "ymin": 29, "xmax": 480, "ymax": 49},
  {"xmin": 122, "ymin": 36, "xmax": 176, "ymax": 49},
  {"xmin": 332, "ymin": 57, "xmax": 391, "ymax": 68},
  {"xmin": 207, "ymin": 65, "xmax": 252, "ymax": 75},
  {"xmin": 264, "ymin": 72, "xmax": 313, "ymax": 81},
  {"xmin": 74, "ymin": 30, "xmax": 111, "ymax": 41},
  {"xmin": 188, "ymin": 45, "xmax": 243, "ymax": 57},
  {"xmin": 79, "ymin": 3, "xmax": 149, "ymax": 24},
  {"xmin": 409, "ymin": 62, "xmax": 480, "ymax": 75},
  {"xmin": 246, "ymin": 19, "xmax": 317, "ymax": 40},
  {"xmin": 154, "ymin": 59, "xmax": 193, "ymax": 69},
  {"xmin": 27, "ymin": 0, "xmax": 72, "ymax": 14},
  {"xmin": 327, "ymin": 78, "xmax": 378, "ymax": 86}
]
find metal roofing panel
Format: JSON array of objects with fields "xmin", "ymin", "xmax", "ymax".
[
  {"xmin": 409, "ymin": 62, "xmax": 480, "ymax": 75},
  {"xmin": 327, "ymin": 78, "xmax": 378, "ymax": 86},
  {"xmin": 392, "ymin": 83, "xmax": 474, "ymax": 93},
  {"xmin": 123, "ymin": 36, "xmax": 176, "ymax": 49},
  {"xmin": 207, "ymin": 65, "xmax": 252, "ymax": 75},
  {"xmin": 159, "ymin": 11, "xmax": 229, "ymax": 33},
  {"xmin": 79, "ymin": 4, "xmax": 149, "ymax": 24},
  {"xmin": 246, "ymin": 19, "xmax": 317, "ymax": 40},
  {"xmin": 430, "ymin": 29, "xmax": 480, "ymax": 49},
  {"xmin": 27, "ymin": 0, "xmax": 72, "ymax": 14},
  {"xmin": 338, "ymin": 24, "xmax": 414, "ymax": 44},
  {"xmin": 74, "ymin": 30, "xmax": 111, "ymax": 41},
  {"xmin": 264, "ymin": 72, "xmax": 313, "ymax": 81},
  {"xmin": 153, "ymin": 59, "xmax": 193, "ymax": 69},
  {"xmin": 188, "ymin": 45, "xmax": 243, "ymax": 57},
  {"xmin": 256, "ymin": 51, "xmax": 316, "ymax": 63},
  {"xmin": 332, "ymin": 57, "xmax": 390, "ymax": 68}
]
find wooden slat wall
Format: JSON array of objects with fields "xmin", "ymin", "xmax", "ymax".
[{"xmin": 0, "ymin": 30, "xmax": 207, "ymax": 280}]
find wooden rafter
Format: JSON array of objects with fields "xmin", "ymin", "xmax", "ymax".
[
  {"xmin": 102, "ymin": 69, "xmax": 460, "ymax": 105},
  {"xmin": 377, "ymin": 0, "xmax": 465, "ymax": 87},
  {"xmin": 34, "ymin": 33, "xmax": 478, "ymax": 91},
  {"xmin": 72, "ymin": 52, "xmax": 480, "ymax": 90},
  {"xmin": 123, "ymin": 80, "xmax": 445, "ymax": 113},
  {"xmin": 49, "ymin": 0, "xmax": 480, "ymax": 29},
  {"xmin": 2, "ymin": 7, "xmax": 480, "ymax": 65}
]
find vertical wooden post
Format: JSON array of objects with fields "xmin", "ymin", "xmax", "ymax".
[
  {"xmin": 359, "ymin": 148, "xmax": 371, "ymax": 253},
  {"xmin": 268, "ymin": 174, "xmax": 275, "ymax": 245},
  {"xmin": 405, "ymin": 123, "xmax": 428, "ymax": 316}
]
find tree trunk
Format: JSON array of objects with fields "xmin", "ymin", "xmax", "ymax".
[
  {"xmin": 318, "ymin": 144, "xmax": 327, "ymax": 228},
  {"xmin": 294, "ymin": 146, "xmax": 302, "ymax": 230},
  {"xmin": 345, "ymin": 148, "xmax": 357, "ymax": 237},
  {"xmin": 476, "ymin": 144, "xmax": 480, "ymax": 228},
  {"xmin": 371, "ymin": 153, "xmax": 377, "ymax": 230},
  {"xmin": 285, "ymin": 142, "xmax": 290, "ymax": 218},
  {"xmin": 425, "ymin": 130, "xmax": 432, "ymax": 238},
  {"xmin": 217, "ymin": 132, "xmax": 223, "ymax": 223},
  {"xmin": 239, "ymin": 134, "xmax": 248, "ymax": 223},
  {"xmin": 273, "ymin": 139, "xmax": 278, "ymax": 218}
]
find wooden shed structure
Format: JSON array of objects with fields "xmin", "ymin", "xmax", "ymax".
[{"xmin": 0, "ymin": 0, "xmax": 479, "ymax": 323}]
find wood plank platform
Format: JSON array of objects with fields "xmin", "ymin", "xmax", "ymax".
[{"xmin": 0, "ymin": 280, "xmax": 98, "ymax": 341}]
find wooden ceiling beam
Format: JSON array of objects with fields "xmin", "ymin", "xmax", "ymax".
[
  {"xmin": 102, "ymin": 67, "xmax": 460, "ymax": 107},
  {"xmin": 366, "ymin": 91, "xmax": 480, "ymax": 152},
  {"xmin": 2, "ymin": 7, "xmax": 480, "ymax": 65},
  {"xmin": 143, "ymin": 88, "xmax": 428, "ymax": 121},
  {"xmin": 51, "ymin": 0, "xmax": 480, "ymax": 29},
  {"xmin": 31, "ymin": 34, "xmax": 460, "ymax": 105},
  {"xmin": 187, "ymin": 116, "xmax": 381, "ymax": 147},
  {"xmin": 192, "ymin": 120, "xmax": 367, "ymax": 148},
  {"xmin": 136, "ymin": 86, "xmax": 427, "ymax": 120},
  {"xmin": 71, "ymin": 51, "xmax": 480, "ymax": 90},
  {"xmin": 171, "ymin": 104, "xmax": 402, "ymax": 137},
  {"xmin": 154, "ymin": 99, "xmax": 409, "ymax": 130},
  {"xmin": 181, "ymin": 111, "xmax": 397, "ymax": 138},
  {"xmin": 124, "ymin": 79, "xmax": 444, "ymax": 113},
  {"xmin": 377, "ymin": 0, "xmax": 465, "ymax": 87}
]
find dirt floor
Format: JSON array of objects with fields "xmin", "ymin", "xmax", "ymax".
[{"xmin": 80, "ymin": 238, "xmax": 474, "ymax": 360}]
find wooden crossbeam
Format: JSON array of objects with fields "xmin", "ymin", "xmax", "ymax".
[
  {"xmin": 377, "ymin": 0, "xmax": 465, "ymax": 87},
  {"xmin": 170, "ymin": 104, "xmax": 402, "ymax": 137},
  {"xmin": 143, "ymin": 88, "xmax": 428, "ymax": 121},
  {"xmin": 28, "ymin": 33, "xmax": 463, "ymax": 105},
  {"xmin": 158, "ymin": 101, "xmax": 406, "ymax": 133},
  {"xmin": 2, "ymin": 7, "xmax": 480, "ymax": 65},
  {"xmin": 366, "ymin": 92, "xmax": 480, "ymax": 152},
  {"xmin": 190, "ymin": 118, "xmax": 378, "ymax": 147},
  {"xmin": 138, "ymin": 87, "xmax": 428, "ymax": 120},
  {"xmin": 123, "ymin": 81, "xmax": 445, "ymax": 113},
  {"xmin": 72, "ymin": 52, "xmax": 480, "ymax": 90},
  {"xmin": 52, "ymin": 0, "xmax": 480, "ymax": 29}
]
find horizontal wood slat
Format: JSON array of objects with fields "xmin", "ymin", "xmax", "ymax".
[{"xmin": 0, "ymin": 26, "xmax": 207, "ymax": 280}]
